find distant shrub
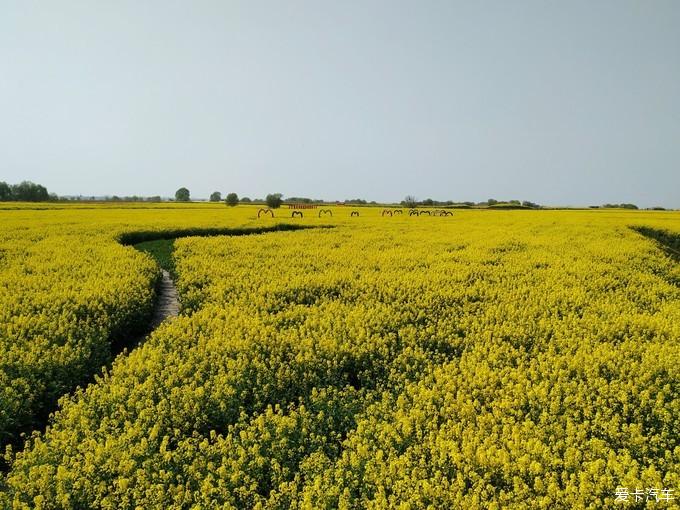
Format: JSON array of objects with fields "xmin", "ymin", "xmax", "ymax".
[
  {"xmin": 225, "ymin": 193, "xmax": 239, "ymax": 206},
  {"xmin": 266, "ymin": 193, "xmax": 283, "ymax": 209},
  {"xmin": 175, "ymin": 187, "xmax": 190, "ymax": 201},
  {"xmin": 602, "ymin": 203, "xmax": 638, "ymax": 209}
]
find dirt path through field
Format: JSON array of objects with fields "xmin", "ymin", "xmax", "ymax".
[{"xmin": 150, "ymin": 269, "xmax": 179, "ymax": 328}]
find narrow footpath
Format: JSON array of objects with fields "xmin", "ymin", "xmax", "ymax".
[{"xmin": 150, "ymin": 269, "xmax": 179, "ymax": 329}]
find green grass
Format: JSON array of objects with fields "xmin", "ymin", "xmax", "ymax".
[{"xmin": 133, "ymin": 239, "xmax": 175, "ymax": 272}]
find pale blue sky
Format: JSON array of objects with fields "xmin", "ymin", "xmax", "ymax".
[{"xmin": 1, "ymin": 1, "xmax": 678, "ymax": 207}]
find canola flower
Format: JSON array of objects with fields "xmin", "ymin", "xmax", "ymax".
[{"xmin": 0, "ymin": 204, "xmax": 679, "ymax": 509}]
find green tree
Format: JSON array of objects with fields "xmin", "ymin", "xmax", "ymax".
[
  {"xmin": 402, "ymin": 195, "xmax": 418, "ymax": 208},
  {"xmin": 209, "ymin": 191, "xmax": 222, "ymax": 202},
  {"xmin": 240, "ymin": 196, "xmax": 252, "ymax": 203},
  {"xmin": 0, "ymin": 181, "xmax": 11, "ymax": 201},
  {"xmin": 265, "ymin": 193, "xmax": 283, "ymax": 209},
  {"xmin": 175, "ymin": 187, "xmax": 190, "ymax": 202},
  {"xmin": 225, "ymin": 193, "xmax": 239, "ymax": 206}
]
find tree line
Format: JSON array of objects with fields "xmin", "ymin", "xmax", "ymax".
[
  {"xmin": 0, "ymin": 181, "xmax": 52, "ymax": 202},
  {"xmin": 401, "ymin": 195, "xmax": 542, "ymax": 208},
  {"xmin": 2, "ymin": 182, "xmax": 655, "ymax": 211},
  {"xmin": 178, "ymin": 188, "xmax": 284, "ymax": 208}
]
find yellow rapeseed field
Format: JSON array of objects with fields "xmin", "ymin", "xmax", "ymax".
[{"xmin": 1, "ymin": 203, "xmax": 679, "ymax": 508}]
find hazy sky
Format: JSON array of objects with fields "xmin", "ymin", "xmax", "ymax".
[{"xmin": 1, "ymin": 1, "xmax": 679, "ymax": 207}]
